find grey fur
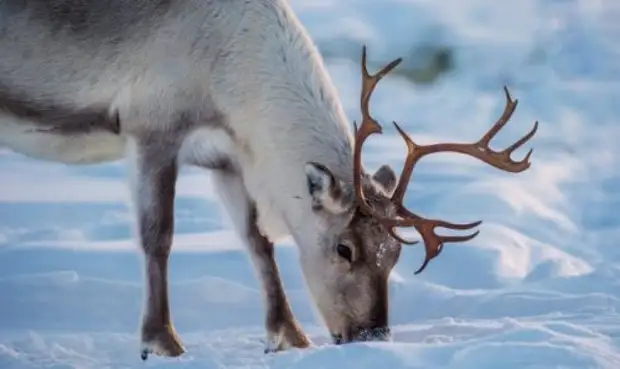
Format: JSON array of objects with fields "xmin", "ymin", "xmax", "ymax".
[
  {"xmin": 131, "ymin": 131, "xmax": 184, "ymax": 358},
  {"xmin": 0, "ymin": 0, "xmax": 239, "ymax": 130}
]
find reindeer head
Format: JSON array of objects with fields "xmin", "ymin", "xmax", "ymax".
[{"xmin": 299, "ymin": 47, "xmax": 538, "ymax": 344}]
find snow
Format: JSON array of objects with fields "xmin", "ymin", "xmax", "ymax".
[{"xmin": 1, "ymin": 0, "xmax": 619, "ymax": 367}]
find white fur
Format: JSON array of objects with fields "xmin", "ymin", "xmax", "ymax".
[
  {"xmin": 178, "ymin": 126, "xmax": 237, "ymax": 167},
  {"xmin": 0, "ymin": 114, "xmax": 126, "ymax": 164}
]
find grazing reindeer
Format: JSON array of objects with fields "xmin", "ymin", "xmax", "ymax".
[{"xmin": 0, "ymin": 0, "xmax": 538, "ymax": 359}]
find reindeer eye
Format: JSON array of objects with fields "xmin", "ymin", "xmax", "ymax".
[{"xmin": 336, "ymin": 243, "xmax": 353, "ymax": 262}]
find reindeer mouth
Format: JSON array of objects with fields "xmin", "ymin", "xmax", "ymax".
[{"xmin": 331, "ymin": 326, "xmax": 391, "ymax": 345}]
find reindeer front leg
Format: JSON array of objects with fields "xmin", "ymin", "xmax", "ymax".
[
  {"xmin": 126, "ymin": 135, "xmax": 185, "ymax": 360},
  {"xmin": 211, "ymin": 170, "xmax": 311, "ymax": 353}
]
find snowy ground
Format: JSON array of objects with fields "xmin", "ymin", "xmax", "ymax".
[{"xmin": 1, "ymin": 0, "xmax": 619, "ymax": 368}]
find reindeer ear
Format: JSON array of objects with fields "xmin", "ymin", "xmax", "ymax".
[
  {"xmin": 305, "ymin": 162, "xmax": 353, "ymax": 214},
  {"xmin": 372, "ymin": 164, "xmax": 397, "ymax": 196}
]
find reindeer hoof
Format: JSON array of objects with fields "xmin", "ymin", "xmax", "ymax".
[
  {"xmin": 140, "ymin": 324, "xmax": 185, "ymax": 360},
  {"xmin": 264, "ymin": 320, "xmax": 312, "ymax": 353}
]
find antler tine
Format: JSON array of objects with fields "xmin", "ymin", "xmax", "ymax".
[
  {"xmin": 397, "ymin": 205, "xmax": 482, "ymax": 274},
  {"xmin": 477, "ymin": 86, "xmax": 518, "ymax": 147},
  {"xmin": 353, "ymin": 46, "xmax": 403, "ymax": 214},
  {"xmin": 359, "ymin": 46, "xmax": 403, "ymax": 120},
  {"xmin": 472, "ymin": 86, "xmax": 538, "ymax": 172},
  {"xmin": 390, "ymin": 121, "xmax": 417, "ymax": 204},
  {"xmin": 413, "ymin": 228, "xmax": 480, "ymax": 274}
]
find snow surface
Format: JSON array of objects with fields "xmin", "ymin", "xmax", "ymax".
[{"xmin": 1, "ymin": 0, "xmax": 619, "ymax": 368}]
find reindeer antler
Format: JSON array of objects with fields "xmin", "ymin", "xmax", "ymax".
[{"xmin": 352, "ymin": 46, "xmax": 538, "ymax": 274}]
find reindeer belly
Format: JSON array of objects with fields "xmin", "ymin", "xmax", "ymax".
[{"xmin": 0, "ymin": 115, "xmax": 126, "ymax": 164}]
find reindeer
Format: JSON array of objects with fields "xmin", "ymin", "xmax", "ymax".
[{"xmin": 0, "ymin": 0, "xmax": 538, "ymax": 360}]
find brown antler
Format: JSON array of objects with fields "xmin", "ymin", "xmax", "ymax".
[
  {"xmin": 352, "ymin": 46, "xmax": 538, "ymax": 274},
  {"xmin": 352, "ymin": 46, "xmax": 409, "ymax": 245}
]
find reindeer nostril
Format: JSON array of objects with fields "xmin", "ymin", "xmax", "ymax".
[{"xmin": 331, "ymin": 333, "xmax": 344, "ymax": 345}]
